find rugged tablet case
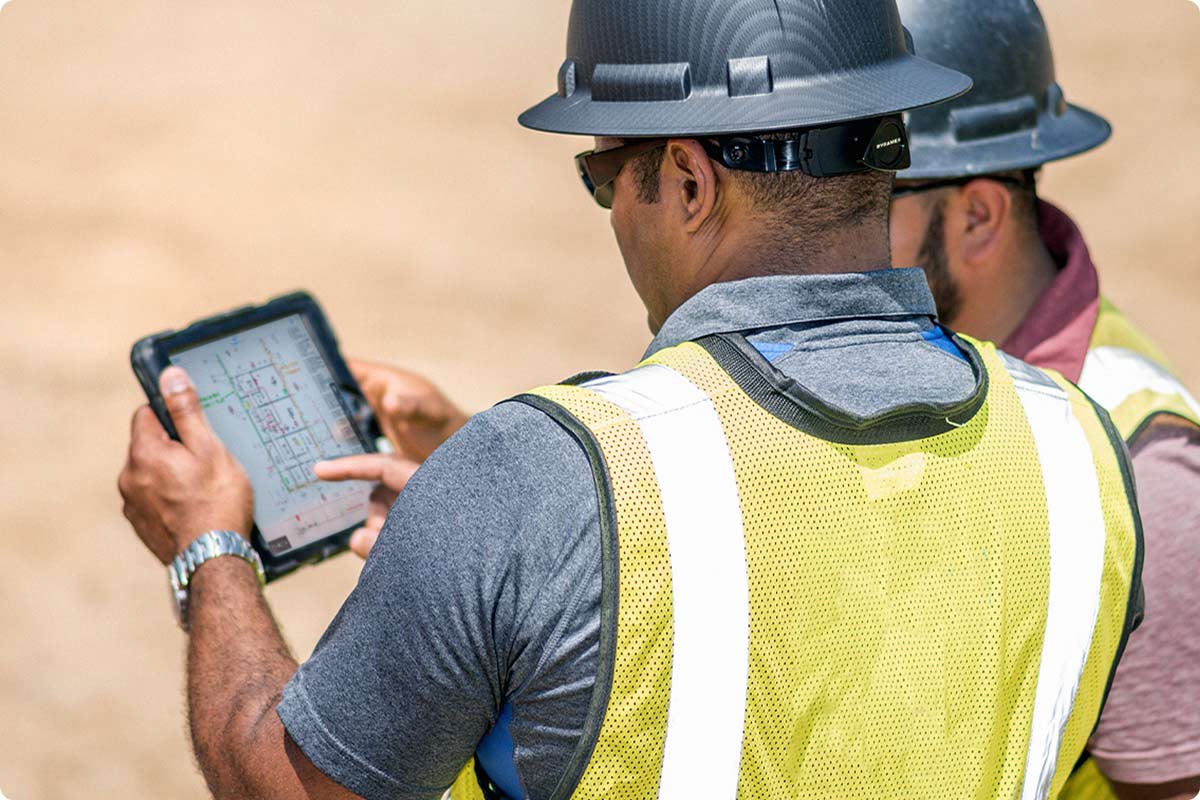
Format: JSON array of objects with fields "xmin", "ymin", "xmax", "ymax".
[{"xmin": 130, "ymin": 290, "xmax": 381, "ymax": 581}]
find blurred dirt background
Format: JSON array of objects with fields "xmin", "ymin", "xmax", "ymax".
[{"xmin": 0, "ymin": 1, "xmax": 1195, "ymax": 797}]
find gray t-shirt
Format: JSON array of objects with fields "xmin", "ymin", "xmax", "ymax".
[{"xmin": 277, "ymin": 269, "xmax": 980, "ymax": 800}]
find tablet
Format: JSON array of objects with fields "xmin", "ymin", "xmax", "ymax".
[{"xmin": 131, "ymin": 292, "xmax": 378, "ymax": 581}]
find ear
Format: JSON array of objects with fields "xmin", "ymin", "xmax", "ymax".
[
  {"xmin": 663, "ymin": 139, "xmax": 719, "ymax": 233},
  {"xmin": 958, "ymin": 178, "xmax": 1013, "ymax": 264}
]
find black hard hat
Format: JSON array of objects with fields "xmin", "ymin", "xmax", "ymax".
[
  {"xmin": 897, "ymin": 0, "xmax": 1112, "ymax": 180},
  {"xmin": 518, "ymin": 0, "xmax": 972, "ymax": 138}
]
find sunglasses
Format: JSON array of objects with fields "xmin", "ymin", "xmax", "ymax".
[
  {"xmin": 575, "ymin": 139, "xmax": 668, "ymax": 209},
  {"xmin": 892, "ymin": 174, "xmax": 1032, "ymax": 199},
  {"xmin": 578, "ymin": 121, "xmax": 917, "ymax": 208}
]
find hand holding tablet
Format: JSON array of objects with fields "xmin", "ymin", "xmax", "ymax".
[{"xmin": 130, "ymin": 292, "xmax": 379, "ymax": 581}]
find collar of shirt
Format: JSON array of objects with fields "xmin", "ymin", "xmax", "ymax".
[
  {"xmin": 999, "ymin": 200, "xmax": 1101, "ymax": 384},
  {"xmin": 643, "ymin": 267, "xmax": 940, "ymax": 360}
]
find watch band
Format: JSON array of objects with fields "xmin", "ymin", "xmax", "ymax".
[{"xmin": 167, "ymin": 530, "xmax": 266, "ymax": 629}]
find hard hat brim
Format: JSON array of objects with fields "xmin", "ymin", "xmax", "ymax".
[
  {"xmin": 900, "ymin": 102, "xmax": 1112, "ymax": 180},
  {"xmin": 518, "ymin": 55, "xmax": 972, "ymax": 138}
]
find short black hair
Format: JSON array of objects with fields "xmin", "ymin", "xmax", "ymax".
[
  {"xmin": 1002, "ymin": 169, "xmax": 1041, "ymax": 232},
  {"xmin": 629, "ymin": 131, "xmax": 893, "ymax": 240}
]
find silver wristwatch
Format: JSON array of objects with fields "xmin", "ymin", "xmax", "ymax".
[{"xmin": 168, "ymin": 530, "xmax": 266, "ymax": 629}]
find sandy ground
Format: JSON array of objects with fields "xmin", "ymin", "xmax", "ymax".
[{"xmin": 0, "ymin": 1, "xmax": 1195, "ymax": 797}]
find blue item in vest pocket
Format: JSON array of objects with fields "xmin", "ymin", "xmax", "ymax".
[
  {"xmin": 475, "ymin": 702, "xmax": 523, "ymax": 799},
  {"xmin": 921, "ymin": 326, "xmax": 969, "ymax": 362},
  {"xmin": 749, "ymin": 340, "xmax": 796, "ymax": 362}
]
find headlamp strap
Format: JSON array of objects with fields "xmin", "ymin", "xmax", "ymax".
[{"xmin": 704, "ymin": 115, "xmax": 910, "ymax": 178}]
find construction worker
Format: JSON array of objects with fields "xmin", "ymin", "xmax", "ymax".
[
  {"xmin": 888, "ymin": 2, "xmax": 1200, "ymax": 798},
  {"xmin": 118, "ymin": 1, "xmax": 1144, "ymax": 798}
]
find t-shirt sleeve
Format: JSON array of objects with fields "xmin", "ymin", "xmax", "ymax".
[
  {"xmin": 1089, "ymin": 421, "xmax": 1200, "ymax": 784},
  {"xmin": 276, "ymin": 401, "xmax": 597, "ymax": 800}
]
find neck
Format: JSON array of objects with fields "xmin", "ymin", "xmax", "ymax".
[
  {"xmin": 686, "ymin": 218, "xmax": 893, "ymax": 296},
  {"xmin": 951, "ymin": 225, "xmax": 1059, "ymax": 344}
]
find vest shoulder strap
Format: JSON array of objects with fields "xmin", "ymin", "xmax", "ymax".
[
  {"xmin": 1083, "ymin": 299, "xmax": 1200, "ymax": 439},
  {"xmin": 966, "ymin": 340, "xmax": 1144, "ymax": 799}
]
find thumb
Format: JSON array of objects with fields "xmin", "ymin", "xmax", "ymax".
[{"xmin": 160, "ymin": 366, "xmax": 215, "ymax": 452}]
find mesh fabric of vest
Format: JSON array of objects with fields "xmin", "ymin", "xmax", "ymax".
[
  {"xmin": 450, "ymin": 761, "xmax": 487, "ymax": 800},
  {"xmin": 449, "ymin": 338, "xmax": 1138, "ymax": 800},
  {"xmin": 1058, "ymin": 756, "xmax": 1120, "ymax": 800},
  {"xmin": 524, "ymin": 339, "xmax": 1136, "ymax": 800}
]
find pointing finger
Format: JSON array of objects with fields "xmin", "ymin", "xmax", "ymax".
[
  {"xmin": 314, "ymin": 454, "xmax": 419, "ymax": 493},
  {"xmin": 314, "ymin": 454, "xmax": 390, "ymax": 483}
]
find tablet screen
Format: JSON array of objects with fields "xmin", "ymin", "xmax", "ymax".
[{"xmin": 169, "ymin": 314, "xmax": 373, "ymax": 556}]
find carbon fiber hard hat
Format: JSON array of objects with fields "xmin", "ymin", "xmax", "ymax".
[
  {"xmin": 518, "ymin": 0, "xmax": 972, "ymax": 138},
  {"xmin": 897, "ymin": 0, "xmax": 1112, "ymax": 179}
]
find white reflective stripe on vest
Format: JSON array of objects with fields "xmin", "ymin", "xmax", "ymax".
[
  {"xmin": 586, "ymin": 365, "xmax": 751, "ymax": 799},
  {"xmin": 1079, "ymin": 346, "xmax": 1200, "ymax": 419},
  {"xmin": 1003, "ymin": 357, "xmax": 1108, "ymax": 800}
]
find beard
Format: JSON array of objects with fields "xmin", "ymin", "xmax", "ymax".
[{"xmin": 917, "ymin": 197, "xmax": 962, "ymax": 326}]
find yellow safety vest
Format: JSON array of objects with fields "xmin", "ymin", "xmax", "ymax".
[
  {"xmin": 1078, "ymin": 298, "xmax": 1200, "ymax": 441},
  {"xmin": 454, "ymin": 333, "xmax": 1142, "ymax": 800},
  {"xmin": 1059, "ymin": 299, "xmax": 1199, "ymax": 799}
]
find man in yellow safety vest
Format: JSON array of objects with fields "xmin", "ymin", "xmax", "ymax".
[
  {"xmin": 889, "ymin": 2, "xmax": 1200, "ymax": 798},
  {"xmin": 118, "ymin": 1, "xmax": 1145, "ymax": 797}
]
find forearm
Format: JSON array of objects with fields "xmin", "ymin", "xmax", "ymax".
[
  {"xmin": 186, "ymin": 556, "xmax": 299, "ymax": 798},
  {"xmin": 120, "ymin": 373, "xmax": 357, "ymax": 797}
]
